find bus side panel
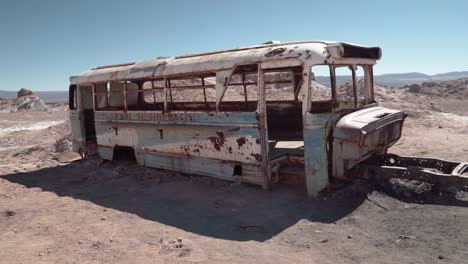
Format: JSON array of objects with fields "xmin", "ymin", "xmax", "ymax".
[
  {"xmin": 141, "ymin": 153, "xmax": 262, "ymax": 184},
  {"xmin": 302, "ymin": 112, "xmax": 331, "ymax": 197},
  {"xmin": 93, "ymin": 111, "xmax": 264, "ymax": 184},
  {"xmin": 69, "ymin": 110, "xmax": 85, "ymax": 153}
]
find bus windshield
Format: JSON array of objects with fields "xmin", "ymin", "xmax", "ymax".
[{"xmin": 311, "ymin": 64, "xmax": 374, "ymax": 109}]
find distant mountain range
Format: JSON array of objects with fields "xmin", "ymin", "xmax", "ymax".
[
  {"xmin": 0, "ymin": 90, "xmax": 68, "ymax": 103},
  {"xmin": 373, "ymin": 71, "xmax": 468, "ymax": 87},
  {"xmin": 1, "ymin": 71, "xmax": 468, "ymax": 102},
  {"xmin": 318, "ymin": 71, "xmax": 468, "ymax": 88}
]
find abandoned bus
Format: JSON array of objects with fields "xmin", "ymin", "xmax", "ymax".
[{"xmin": 69, "ymin": 40, "xmax": 406, "ymax": 196}]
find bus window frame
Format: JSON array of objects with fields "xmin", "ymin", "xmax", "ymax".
[
  {"xmin": 310, "ymin": 64, "xmax": 375, "ymax": 112},
  {"xmin": 69, "ymin": 85, "xmax": 77, "ymax": 110}
]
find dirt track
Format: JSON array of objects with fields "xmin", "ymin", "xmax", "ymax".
[{"xmin": 1, "ymin": 93, "xmax": 468, "ymax": 263}]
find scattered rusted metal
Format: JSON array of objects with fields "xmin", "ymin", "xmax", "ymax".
[{"xmin": 355, "ymin": 154, "xmax": 468, "ymax": 187}]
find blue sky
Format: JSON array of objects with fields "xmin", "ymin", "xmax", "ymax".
[{"xmin": 1, "ymin": 0, "xmax": 467, "ymax": 91}]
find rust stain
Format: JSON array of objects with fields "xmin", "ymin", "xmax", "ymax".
[
  {"xmin": 180, "ymin": 145, "xmax": 191, "ymax": 155},
  {"xmin": 236, "ymin": 137, "xmax": 247, "ymax": 148},
  {"xmin": 265, "ymin": 48, "xmax": 286, "ymax": 57},
  {"xmin": 208, "ymin": 132, "xmax": 225, "ymax": 151},
  {"xmin": 208, "ymin": 138, "xmax": 220, "ymax": 150},
  {"xmin": 250, "ymin": 153, "xmax": 262, "ymax": 162}
]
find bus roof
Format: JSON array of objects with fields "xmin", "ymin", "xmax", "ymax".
[{"xmin": 70, "ymin": 40, "xmax": 381, "ymax": 85}]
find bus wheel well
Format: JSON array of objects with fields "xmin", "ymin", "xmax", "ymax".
[{"xmin": 112, "ymin": 146, "xmax": 136, "ymax": 162}]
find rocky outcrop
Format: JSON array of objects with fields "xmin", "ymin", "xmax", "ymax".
[
  {"xmin": 14, "ymin": 95, "xmax": 48, "ymax": 111},
  {"xmin": 17, "ymin": 88, "xmax": 34, "ymax": 97},
  {"xmin": 0, "ymin": 89, "xmax": 49, "ymax": 112},
  {"xmin": 404, "ymin": 78, "xmax": 468, "ymax": 99}
]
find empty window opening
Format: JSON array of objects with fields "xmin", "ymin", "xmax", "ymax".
[
  {"xmin": 310, "ymin": 65, "xmax": 333, "ymax": 113},
  {"xmin": 219, "ymin": 64, "xmax": 259, "ymax": 112},
  {"xmin": 265, "ymin": 66, "xmax": 302, "ymax": 102},
  {"xmin": 69, "ymin": 85, "xmax": 77, "ymax": 110},
  {"xmin": 334, "ymin": 66, "xmax": 356, "ymax": 107},
  {"xmin": 140, "ymin": 80, "xmax": 165, "ymax": 110},
  {"xmin": 94, "ymin": 82, "xmax": 129, "ymax": 111},
  {"xmin": 93, "ymin": 81, "xmax": 165, "ymax": 111},
  {"xmin": 166, "ymin": 74, "xmax": 216, "ymax": 111},
  {"xmin": 310, "ymin": 64, "xmax": 374, "ymax": 112}
]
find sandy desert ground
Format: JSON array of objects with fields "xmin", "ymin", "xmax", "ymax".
[{"xmin": 0, "ymin": 83, "xmax": 467, "ymax": 264}]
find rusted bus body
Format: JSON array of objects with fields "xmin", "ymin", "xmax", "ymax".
[
  {"xmin": 94, "ymin": 111, "xmax": 264, "ymax": 184},
  {"xmin": 69, "ymin": 40, "xmax": 406, "ymax": 196}
]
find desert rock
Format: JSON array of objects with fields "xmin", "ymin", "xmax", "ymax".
[
  {"xmin": 14, "ymin": 95, "xmax": 48, "ymax": 111},
  {"xmin": 17, "ymin": 88, "xmax": 34, "ymax": 97}
]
